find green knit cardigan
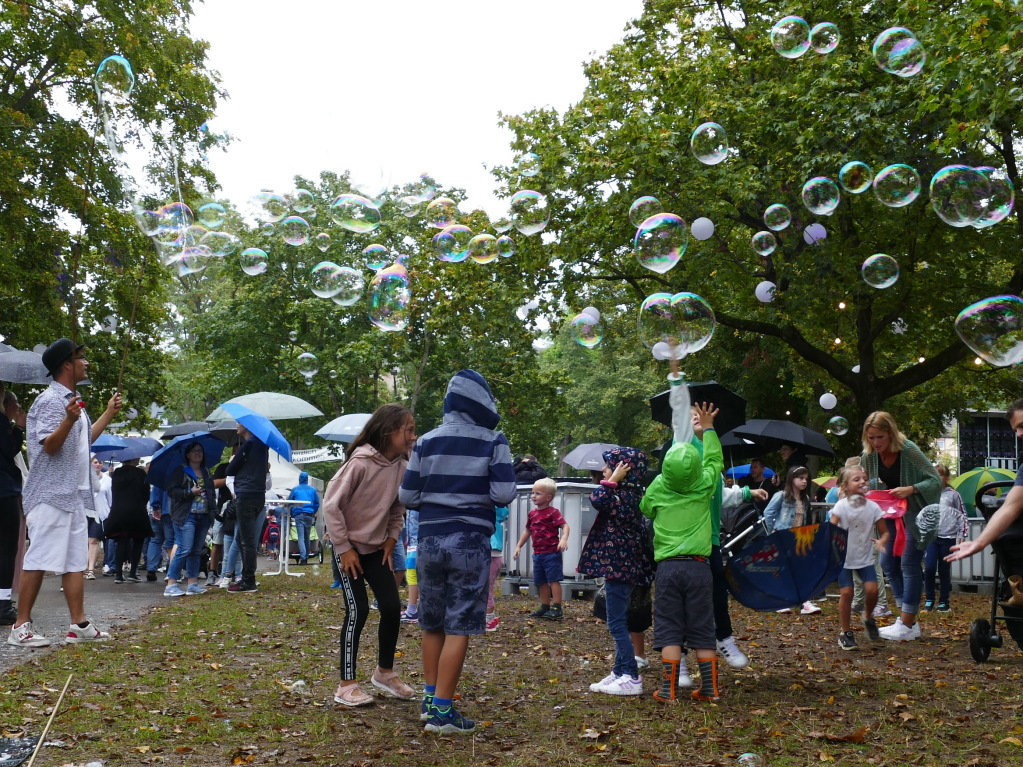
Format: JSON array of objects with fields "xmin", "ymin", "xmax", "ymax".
[{"xmin": 860, "ymin": 438, "xmax": 941, "ymax": 522}]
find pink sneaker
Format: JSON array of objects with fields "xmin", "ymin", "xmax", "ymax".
[
  {"xmin": 370, "ymin": 669, "xmax": 415, "ymax": 700},
  {"xmin": 485, "ymin": 616, "xmax": 500, "ymax": 632}
]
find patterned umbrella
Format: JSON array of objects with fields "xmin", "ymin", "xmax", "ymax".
[{"xmin": 953, "ymin": 467, "xmax": 1016, "ymax": 513}]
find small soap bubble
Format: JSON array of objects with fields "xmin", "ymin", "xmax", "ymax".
[
  {"xmin": 197, "ymin": 202, "xmax": 227, "ymax": 228},
  {"xmin": 755, "ymin": 281, "xmax": 776, "ymax": 302},
  {"xmin": 839, "ymin": 161, "xmax": 873, "ymax": 194},
  {"xmin": 397, "ymin": 195, "xmax": 422, "ymax": 218},
  {"xmin": 763, "ymin": 204, "xmax": 791, "ymax": 231},
  {"xmin": 468, "ymin": 233, "xmax": 499, "ymax": 264},
  {"xmin": 954, "ymin": 295, "xmax": 1023, "ymax": 367},
  {"xmin": 690, "ymin": 122, "xmax": 729, "ymax": 165},
  {"xmin": 634, "ymin": 213, "xmax": 687, "ymax": 274},
  {"xmin": 432, "ymin": 224, "xmax": 473, "ymax": 263},
  {"xmin": 303, "ymin": 376, "xmax": 314, "ymax": 387},
  {"xmin": 737, "ymin": 754, "xmax": 763, "ymax": 767},
  {"xmin": 496, "ymin": 235, "xmax": 516, "ymax": 258},
  {"xmin": 861, "ymin": 254, "xmax": 900, "ymax": 288},
  {"xmin": 292, "ymin": 189, "xmax": 315, "ymax": 213},
  {"xmin": 690, "ymin": 217, "xmax": 715, "ymax": 240},
  {"xmin": 425, "ymin": 197, "xmax": 458, "ymax": 229},
  {"xmin": 94, "ymin": 54, "xmax": 135, "ymax": 104},
  {"xmin": 873, "ymin": 27, "xmax": 926, "ymax": 77},
  {"xmin": 810, "ymin": 22, "xmax": 840, "ymax": 54},
  {"xmin": 492, "ymin": 215, "xmax": 513, "ymax": 234},
  {"xmin": 330, "ymin": 194, "xmax": 381, "ymax": 233},
  {"xmin": 329, "ymin": 267, "xmax": 365, "ymax": 307},
  {"xmin": 509, "ymin": 190, "xmax": 550, "ymax": 236},
  {"xmin": 873, "ymin": 164, "xmax": 921, "ymax": 207},
  {"xmin": 973, "ymin": 166, "xmax": 1015, "ymax": 228},
  {"xmin": 329, "ymin": 369, "xmax": 338, "ymax": 379},
  {"xmin": 240, "ymin": 247, "xmax": 268, "ymax": 276},
  {"xmin": 751, "ymin": 231, "xmax": 777, "ymax": 256},
  {"xmin": 281, "ymin": 216, "xmax": 311, "ymax": 246},
  {"xmin": 200, "ymin": 230, "xmax": 241, "ymax": 257},
  {"xmin": 828, "ymin": 416, "xmax": 850, "ymax": 436},
  {"xmin": 289, "ymin": 330, "xmax": 299, "ymax": 342},
  {"xmin": 296, "ymin": 352, "xmax": 318, "ymax": 377},
  {"xmin": 771, "ymin": 16, "xmax": 811, "ymax": 59},
  {"xmin": 570, "ymin": 313, "xmax": 603, "ymax": 348},
  {"xmin": 929, "ymin": 165, "xmax": 991, "ymax": 228},
  {"xmin": 261, "ymin": 222, "xmax": 275, "ymax": 236},
  {"xmin": 363, "ymin": 243, "xmax": 389, "ymax": 270},
  {"xmin": 629, "ymin": 196, "xmax": 664, "ymax": 228},
  {"xmin": 252, "ymin": 192, "xmax": 289, "ymax": 223},
  {"xmin": 409, "ymin": 173, "xmax": 437, "ymax": 203},
  {"xmin": 309, "ymin": 261, "xmax": 346, "ymax": 298},
  {"xmin": 368, "ymin": 261, "xmax": 411, "ymax": 331},
  {"xmin": 801, "ymin": 176, "xmax": 841, "ymax": 216},
  {"xmin": 315, "ymin": 232, "xmax": 331, "ymax": 252},
  {"xmin": 517, "ymin": 152, "xmax": 541, "ymax": 177}
]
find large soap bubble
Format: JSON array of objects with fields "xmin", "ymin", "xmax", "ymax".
[
  {"xmin": 752, "ymin": 231, "xmax": 777, "ymax": 256},
  {"xmin": 929, "ymin": 165, "xmax": 991, "ymax": 228},
  {"xmin": 802, "ymin": 176, "xmax": 841, "ymax": 216},
  {"xmin": 330, "ymin": 193, "xmax": 381, "ymax": 233},
  {"xmin": 629, "ymin": 196, "xmax": 663, "ymax": 227},
  {"xmin": 281, "ymin": 215, "xmax": 311, "ymax": 246},
  {"xmin": 432, "ymin": 224, "xmax": 472, "ymax": 263},
  {"xmin": 516, "ymin": 152, "xmax": 541, "ymax": 177},
  {"xmin": 200, "ymin": 230, "xmax": 241, "ymax": 257},
  {"xmin": 329, "ymin": 267, "xmax": 365, "ymax": 307},
  {"xmin": 309, "ymin": 262, "xmax": 346, "ymax": 298},
  {"xmin": 873, "ymin": 27, "xmax": 926, "ymax": 77},
  {"xmin": 634, "ymin": 213, "xmax": 687, "ymax": 273},
  {"xmin": 861, "ymin": 254, "xmax": 900, "ymax": 289},
  {"xmin": 771, "ymin": 16, "xmax": 811, "ymax": 58},
  {"xmin": 972, "ymin": 166, "xmax": 1015, "ymax": 229},
  {"xmin": 368, "ymin": 261, "xmax": 411, "ymax": 332},
  {"xmin": 425, "ymin": 197, "xmax": 458, "ymax": 229},
  {"xmin": 955, "ymin": 295, "xmax": 1023, "ymax": 367},
  {"xmin": 873, "ymin": 164, "xmax": 921, "ymax": 207},
  {"xmin": 292, "ymin": 189, "xmax": 315, "ymax": 213},
  {"xmin": 637, "ymin": 293, "xmax": 677, "ymax": 349},
  {"xmin": 764, "ymin": 204, "xmax": 791, "ymax": 231},
  {"xmin": 838, "ymin": 161, "xmax": 873, "ymax": 194},
  {"xmin": 809, "ymin": 22, "xmax": 840, "ymax": 54},
  {"xmin": 509, "ymin": 190, "xmax": 550, "ymax": 235},
  {"xmin": 240, "ymin": 247, "xmax": 268, "ymax": 276},
  {"xmin": 95, "ymin": 55, "xmax": 135, "ymax": 104},
  {"xmin": 690, "ymin": 122, "xmax": 729, "ymax": 165},
  {"xmin": 362, "ymin": 243, "xmax": 389, "ymax": 271},
  {"xmin": 636, "ymin": 292, "xmax": 715, "ymax": 353},
  {"xmin": 570, "ymin": 313, "xmax": 603, "ymax": 349},
  {"xmin": 467, "ymin": 233, "xmax": 499, "ymax": 264},
  {"xmin": 829, "ymin": 416, "xmax": 850, "ymax": 436},
  {"xmin": 397, "ymin": 195, "xmax": 422, "ymax": 218},
  {"xmin": 496, "ymin": 235, "xmax": 516, "ymax": 258},
  {"xmin": 251, "ymin": 192, "xmax": 289, "ymax": 223}
]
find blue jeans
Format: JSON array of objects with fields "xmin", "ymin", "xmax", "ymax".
[
  {"xmin": 168, "ymin": 512, "xmax": 212, "ymax": 581},
  {"xmin": 222, "ymin": 532, "xmax": 238, "ymax": 576},
  {"xmin": 900, "ymin": 521, "xmax": 925, "ymax": 615},
  {"xmin": 881, "ymin": 518, "xmax": 903, "ymax": 606},
  {"xmin": 604, "ymin": 579, "xmax": 638, "ymax": 679},
  {"xmin": 924, "ymin": 537, "xmax": 955, "ymax": 603},
  {"xmin": 293, "ymin": 512, "xmax": 314, "ymax": 560},
  {"xmin": 146, "ymin": 515, "xmax": 165, "ymax": 571}
]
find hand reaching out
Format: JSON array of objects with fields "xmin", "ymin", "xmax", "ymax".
[{"xmin": 693, "ymin": 402, "xmax": 719, "ymax": 431}]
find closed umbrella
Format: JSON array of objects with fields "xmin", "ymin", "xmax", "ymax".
[
  {"xmin": 147, "ymin": 432, "xmax": 228, "ymax": 490},
  {"xmin": 562, "ymin": 443, "xmax": 620, "ymax": 471},
  {"xmin": 219, "ymin": 402, "xmax": 292, "ymax": 461},
  {"xmin": 206, "ymin": 392, "xmax": 322, "ymax": 421},
  {"xmin": 315, "ymin": 413, "xmax": 372, "ymax": 443},
  {"xmin": 730, "ymin": 419, "xmax": 836, "ymax": 458},
  {"xmin": 0, "ymin": 349, "xmax": 49, "ymax": 384}
]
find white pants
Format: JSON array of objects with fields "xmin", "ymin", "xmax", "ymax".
[{"xmin": 23, "ymin": 502, "xmax": 88, "ymax": 575}]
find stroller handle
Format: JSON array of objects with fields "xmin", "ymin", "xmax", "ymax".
[{"xmin": 974, "ymin": 480, "xmax": 1017, "ymax": 522}]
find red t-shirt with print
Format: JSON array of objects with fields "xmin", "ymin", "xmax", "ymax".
[{"xmin": 527, "ymin": 506, "xmax": 567, "ymax": 554}]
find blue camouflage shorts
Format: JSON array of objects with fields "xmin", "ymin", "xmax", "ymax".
[{"xmin": 417, "ymin": 530, "xmax": 490, "ymax": 635}]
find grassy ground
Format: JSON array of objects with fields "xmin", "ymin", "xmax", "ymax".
[{"xmin": 2, "ymin": 569, "xmax": 1022, "ymax": 767}]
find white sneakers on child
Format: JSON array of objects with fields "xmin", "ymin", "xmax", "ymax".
[
  {"xmin": 597, "ymin": 675, "xmax": 643, "ymax": 696},
  {"xmin": 878, "ymin": 617, "xmax": 921, "ymax": 641},
  {"xmin": 677, "ymin": 657, "xmax": 693, "ymax": 688},
  {"xmin": 799, "ymin": 601, "xmax": 822, "ymax": 615},
  {"xmin": 716, "ymin": 636, "xmax": 749, "ymax": 669}
]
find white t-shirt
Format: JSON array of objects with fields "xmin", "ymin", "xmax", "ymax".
[{"xmin": 831, "ymin": 495, "xmax": 884, "ymax": 569}]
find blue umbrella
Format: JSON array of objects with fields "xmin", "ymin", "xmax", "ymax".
[
  {"xmin": 118, "ymin": 436, "xmax": 164, "ymax": 461},
  {"xmin": 91, "ymin": 433, "xmax": 131, "ymax": 457},
  {"xmin": 723, "ymin": 523, "xmax": 848, "ymax": 611},
  {"xmin": 724, "ymin": 463, "xmax": 776, "ymax": 479},
  {"xmin": 146, "ymin": 431, "xmax": 227, "ymax": 490},
  {"xmin": 219, "ymin": 402, "xmax": 292, "ymax": 461}
]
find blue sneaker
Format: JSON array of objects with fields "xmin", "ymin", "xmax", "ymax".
[
  {"xmin": 330, "ymin": 581, "xmax": 342, "ymax": 589},
  {"xmin": 420, "ymin": 696, "xmax": 433, "ymax": 722},
  {"xmin": 186, "ymin": 584, "xmax": 207, "ymax": 595},
  {"xmin": 163, "ymin": 584, "xmax": 185, "ymax": 598},
  {"xmin": 425, "ymin": 704, "xmax": 475, "ymax": 734}
]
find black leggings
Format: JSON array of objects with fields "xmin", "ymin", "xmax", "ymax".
[
  {"xmin": 115, "ymin": 536, "xmax": 146, "ymax": 577},
  {"xmin": 335, "ymin": 548, "xmax": 401, "ymax": 680},
  {"xmin": 710, "ymin": 544, "xmax": 732, "ymax": 641},
  {"xmin": 0, "ymin": 494, "xmax": 21, "ymax": 590}
]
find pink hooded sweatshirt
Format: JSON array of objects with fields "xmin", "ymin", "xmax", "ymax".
[{"xmin": 322, "ymin": 444, "xmax": 406, "ymax": 556}]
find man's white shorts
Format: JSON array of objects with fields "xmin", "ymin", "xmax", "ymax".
[{"xmin": 23, "ymin": 503, "xmax": 88, "ymax": 575}]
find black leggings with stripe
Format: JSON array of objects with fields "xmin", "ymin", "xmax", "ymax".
[{"xmin": 335, "ymin": 548, "xmax": 401, "ymax": 680}]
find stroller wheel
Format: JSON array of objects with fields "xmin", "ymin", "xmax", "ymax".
[{"xmin": 969, "ymin": 618, "xmax": 992, "ymax": 663}]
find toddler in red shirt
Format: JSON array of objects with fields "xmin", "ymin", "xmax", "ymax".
[{"xmin": 513, "ymin": 478, "xmax": 570, "ymax": 619}]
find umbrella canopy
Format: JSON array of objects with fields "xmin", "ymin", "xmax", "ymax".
[
  {"xmin": 219, "ymin": 402, "xmax": 292, "ymax": 461},
  {"xmin": 90, "ymin": 433, "xmax": 131, "ymax": 457},
  {"xmin": 160, "ymin": 421, "xmax": 210, "ymax": 439},
  {"xmin": 953, "ymin": 467, "xmax": 1017, "ymax": 513},
  {"xmin": 207, "ymin": 420, "xmax": 240, "ymax": 442},
  {"xmin": 724, "ymin": 463, "xmax": 776, "ymax": 479},
  {"xmin": 729, "ymin": 419, "xmax": 836, "ymax": 458},
  {"xmin": 724, "ymin": 523, "xmax": 848, "ymax": 611},
  {"xmin": 649, "ymin": 381, "xmax": 747, "ymax": 437},
  {"xmin": 0, "ymin": 348, "xmax": 49, "ymax": 384},
  {"xmin": 814, "ymin": 476, "xmax": 837, "ymax": 489},
  {"xmin": 147, "ymin": 432, "xmax": 228, "ymax": 490},
  {"xmin": 315, "ymin": 413, "xmax": 372, "ymax": 443},
  {"xmin": 719, "ymin": 430, "xmax": 765, "ymax": 462},
  {"xmin": 562, "ymin": 443, "xmax": 620, "ymax": 471},
  {"xmin": 206, "ymin": 392, "xmax": 323, "ymax": 421},
  {"xmin": 118, "ymin": 436, "xmax": 164, "ymax": 461}
]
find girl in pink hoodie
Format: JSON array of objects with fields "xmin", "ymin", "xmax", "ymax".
[{"xmin": 322, "ymin": 403, "xmax": 417, "ymax": 707}]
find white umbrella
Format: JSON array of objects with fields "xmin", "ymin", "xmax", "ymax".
[
  {"xmin": 206, "ymin": 392, "xmax": 323, "ymax": 421},
  {"xmin": 315, "ymin": 413, "xmax": 372, "ymax": 443},
  {"xmin": 0, "ymin": 348, "xmax": 49, "ymax": 384}
]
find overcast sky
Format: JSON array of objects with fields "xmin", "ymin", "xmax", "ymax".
[{"xmin": 188, "ymin": 0, "xmax": 645, "ymax": 218}]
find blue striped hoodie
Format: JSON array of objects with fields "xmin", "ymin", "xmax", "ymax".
[{"xmin": 399, "ymin": 370, "xmax": 517, "ymax": 537}]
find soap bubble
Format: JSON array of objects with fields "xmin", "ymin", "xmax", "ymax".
[
  {"xmin": 581, "ymin": 306, "xmax": 601, "ymax": 321},
  {"xmin": 839, "ymin": 161, "xmax": 873, "ymax": 194},
  {"xmin": 309, "ymin": 261, "xmax": 347, "ymax": 298},
  {"xmin": 803, "ymin": 223, "xmax": 827, "ymax": 244},
  {"xmin": 176, "ymin": 245, "xmax": 212, "ymax": 276},
  {"xmin": 828, "ymin": 416, "xmax": 850, "ymax": 436},
  {"xmin": 492, "ymin": 215, "xmax": 513, "ymax": 234},
  {"xmin": 424, "ymin": 196, "xmax": 457, "ymax": 229},
  {"xmin": 629, "ymin": 196, "xmax": 663, "ymax": 227},
  {"xmin": 432, "ymin": 224, "xmax": 472, "ymax": 263},
  {"xmin": 873, "ymin": 27, "xmax": 926, "ymax": 77},
  {"xmin": 329, "ymin": 267, "xmax": 365, "ymax": 307},
  {"xmin": 280, "ymin": 216, "xmax": 311, "ymax": 246},
  {"xmin": 755, "ymin": 281, "xmax": 776, "ymax": 302},
  {"xmin": 810, "ymin": 22, "xmax": 840, "ymax": 54},
  {"xmin": 363, "ymin": 243, "xmax": 389, "ymax": 270},
  {"xmin": 315, "ymin": 232, "xmax": 331, "ymax": 252},
  {"xmin": 973, "ymin": 167, "xmax": 1016, "ymax": 228},
  {"xmin": 929, "ymin": 165, "xmax": 991, "ymax": 227},
  {"xmin": 329, "ymin": 370, "xmax": 338, "ymax": 379},
  {"xmin": 637, "ymin": 293, "xmax": 676, "ymax": 349},
  {"xmin": 861, "ymin": 254, "xmax": 900, "ymax": 288},
  {"xmin": 154, "ymin": 202, "xmax": 194, "ymax": 242},
  {"xmin": 509, "ymin": 190, "xmax": 550, "ymax": 235},
  {"xmin": 764, "ymin": 204, "xmax": 791, "ymax": 231},
  {"xmin": 397, "ymin": 195, "xmax": 422, "ymax": 218},
  {"xmin": 291, "ymin": 189, "xmax": 315, "ymax": 214},
  {"xmin": 873, "ymin": 164, "xmax": 921, "ymax": 207},
  {"xmin": 289, "ymin": 330, "xmax": 299, "ymax": 342},
  {"xmin": 368, "ymin": 261, "xmax": 411, "ymax": 332},
  {"xmin": 570, "ymin": 313, "xmax": 603, "ymax": 348},
  {"xmin": 132, "ymin": 206, "xmax": 161, "ymax": 236},
  {"xmin": 261, "ymin": 222, "xmax": 275, "ymax": 236},
  {"xmin": 671, "ymin": 292, "xmax": 716, "ymax": 354},
  {"xmin": 252, "ymin": 192, "xmax": 289, "ymax": 223},
  {"xmin": 954, "ymin": 295, "xmax": 1023, "ymax": 367},
  {"xmin": 468, "ymin": 233, "xmax": 499, "ymax": 264},
  {"xmin": 496, "ymin": 235, "xmax": 516, "ymax": 258},
  {"xmin": 200, "ymin": 230, "xmax": 241, "ymax": 257},
  {"xmin": 819, "ymin": 392, "xmax": 837, "ymax": 410},
  {"xmin": 737, "ymin": 755, "xmax": 764, "ymax": 767},
  {"xmin": 517, "ymin": 152, "xmax": 541, "ymax": 177},
  {"xmin": 409, "ymin": 173, "xmax": 437, "ymax": 203},
  {"xmin": 771, "ymin": 16, "xmax": 811, "ymax": 59},
  {"xmin": 691, "ymin": 217, "xmax": 715, "ymax": 240},
  {"xmin": 690, "ymin": 122, "xmax": 729, "ymax": 165},
  {"xmin": 297, "ymin": 352, "xmax": 318, "ymax": 377},
  {"xmin": 330, "ymin": 193, "xmax": 381, "ymax": 233},
  {"xmin": 633, "ymin": 213, "xmax": 687, "ymax": 273},
  {"xmin": 240, "ymin": 248, "xmax": 268, "ymax": 276},
  {"xmin": 751, "ymin": 231, "xmax": 777, "ymax": 256},
  {"xmin": 352, "ymin": 168, "xmax": 390, "ymax": 206},
  {"xmin": 95, "ymin": 55, "xmax": 135, "ymax": 104},
  {"xmin": 196, "ymin": 202, "xmax": 227, "ymax": 228},
  {"xmin": 801, "ymin": 176, "xmax": 841, "ymax": 215}
]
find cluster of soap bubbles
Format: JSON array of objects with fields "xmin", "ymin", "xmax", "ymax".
[
  {"xmin": 930, "ymin": 165, "xmax": 1015, "ymax": 228},
  {"xmin": 637, "ymin": 292, "xmax": 716, "ymax": 358},
  {"xmin": 569, "ymin": 307, "xmax": 603, "ymax": 349},
  {"xmin": 818, "ymin": 394, "xmax": 849, "ymax": 435},
  {"xmin": 955, "ymin": 295, "xmax": 1023, "ymax": 367},
  {"xmin": 770, "ymin": 17, "xmax": 841, "ymax": 58}
]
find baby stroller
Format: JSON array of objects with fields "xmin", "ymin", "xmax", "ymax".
[
  {"xmin": 968, "ymin": 479, "xmax": 1023, "ymax": 662},
  {"xmin": 720, "ymin": 500, "xmax": 768, "ymax": 556}
]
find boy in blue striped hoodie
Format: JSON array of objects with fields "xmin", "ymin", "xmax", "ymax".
[{"xmin": 399, "ymin": 370, "xmax": 517, "ymax": 734}]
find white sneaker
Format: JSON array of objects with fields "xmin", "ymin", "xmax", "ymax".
[
  {"xmin": 873, "ymin": 604, "xmax": 892, "ymax": 618},
  {"xmin": 677, "ymin": 658, "xmax": 693, "ymax": 688},
  {"xmin": 776, "ymin": 607, "xmax": 792, "ymax": 614},
  {"xmin": 66, "ymin": 620, "xmax": 111, "ymax": 643},
  {"xmin": 589, "ymin": 672, "xmax": 617, "ymax": 692},
  {"xmin": 596, "ymin": 674, "xmax": 642, "ymax": 696},
  {"xmin": 8, "ymin": 622, "xmax": 51, "ymax": 648},
  {"xmin": 216, "ymin": 576, "xmax": 231, "ymax": 588},
  {"xmin": 878, "ymin": 617, "xmax": 921, "ymax": 641},
  {"xmin": 800, "ymin": 601, "xmax": 822, "ymax": 615},
  {"xmin": 634, "ymin": 655, "xmax": 649, "ymax": 671},
  {"xmin": 716, "ymin": 636, "xmax": 749, "ymax": 669}
]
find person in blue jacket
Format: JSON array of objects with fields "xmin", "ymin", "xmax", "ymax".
[{"xmin": 288, "ymin": 472, "xmax": 320, "ymax": 565}]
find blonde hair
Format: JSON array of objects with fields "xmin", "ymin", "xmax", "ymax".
[
  {"xmin": 533, "ymin": 478, "xmax": 557, "ymax": 497},
  {"xmin": 861, "ymin": 411, "xmax": 907, "ymax": 454},
  {"xmin": 837, "ymin": 464, "xmax": 867, "ymax": 498}
]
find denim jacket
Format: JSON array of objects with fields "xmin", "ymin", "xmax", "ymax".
[{"xmin": 764, "ymin": 491, "xmax": 809, "ymax": 533}]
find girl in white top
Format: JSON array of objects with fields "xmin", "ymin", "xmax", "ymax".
[{"xmin": 830, "ymin": 465, "xmax": 890, "ymax": 650}]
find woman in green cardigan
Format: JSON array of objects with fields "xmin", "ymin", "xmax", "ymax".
[{"xmin": 860, "ymin": 411, "xmax": 941, "ymax": 642}]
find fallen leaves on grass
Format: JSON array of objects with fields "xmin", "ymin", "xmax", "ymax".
[{"xmin": 808, "ymin": 726, "xmax": 868, "ymax": 743}]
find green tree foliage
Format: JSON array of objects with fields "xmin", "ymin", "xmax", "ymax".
[{"xmin": 498, "ymin": 0, "xmax": 1023, "ymax": 453}]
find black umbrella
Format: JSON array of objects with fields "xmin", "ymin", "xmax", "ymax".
[
  {"xmin": 719, "ymin": 430, "xmax": 766, "ymax": 462},
  {"xmin": 160, "ymin": 421, "xmax": 210, "ymax": 439},
  {"xmin": 729, "ymin": 419, "xmax": 836, "ymax": 458},
  {"xmin": 649, "ymin": 381, "xmax": 747, "ymax": 437}
]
